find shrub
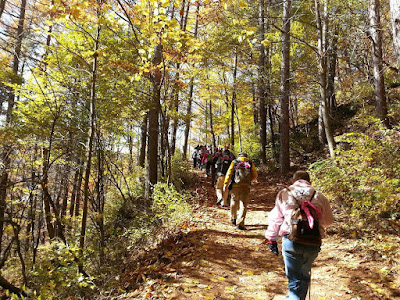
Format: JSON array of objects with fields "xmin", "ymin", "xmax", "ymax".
[
  {"xmin": 151, "ymin": 182, "xmax": 192, "ymax": 228},
  {"xmin": 310, "ymin": 127, "xmax": 400, "ymax": 220}
]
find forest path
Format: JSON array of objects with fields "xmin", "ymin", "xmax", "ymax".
[{"xmin": 127, "ymin": 171, "xmax": 400, "ymax": 300}]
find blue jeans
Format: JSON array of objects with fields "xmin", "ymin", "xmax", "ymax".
[{"xmin": 282, "ymin": 236, "xmax": 320, "ymax": 300}]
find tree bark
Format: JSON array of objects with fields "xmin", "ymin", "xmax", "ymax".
[
  {"xmin": 0, "ymin": 0, "xmax": 26, "ymax": 255},
  {"xmin": 370, "ymin": 0, "xmax": 390, "ymax": 128},
  {"xmin": 79, "ymin": 24, "xmax": 101, "ymax": 273},
  {"xmin": 279, "ymin": 0, "xmax": 291, "ymax": 174},
  {"xmin": 231, "ymin": 52, "xmax": 238, "ymax": 149},
  {"xmin": 315, "ymin": 0, "xmax": 336, "ymax": 157},
  {"xmin": 183, "ymin": 2, "xmax": 200, "ymax": 160},
  {"xmin": 327, "ymin": 28, "xmax": 338, "ymax": 116},
  {"xmin": 145, "ymin": 43, "xmax": 163, "ymax": 198},
  {"xmin": 258, "ymin": 0, "xmax": 267, "ymax": 164},
  {"xmin": 138, "ymin": 113, "xmax": 148, "ymax": 168}
]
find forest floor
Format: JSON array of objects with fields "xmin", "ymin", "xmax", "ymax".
[{"xmin": 119, "ymin": 170, "xmax": 400, "ymax": 300}]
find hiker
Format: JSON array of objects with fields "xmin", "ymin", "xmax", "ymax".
[
  {"xmin": 211, "ymin": 148, "xmax": 222, "ymax": 186},
  {"xmin": 215, "ymin": 149, "xmax": 233, "ymax": 207},
  {"xmin": 223, "ymin": 152, "xmax": 258, "ymax": 230},
  {"xmin": 192, "ymin": 145, "xmax": 199, "ymax": 168},
  {"xmin": 264, "ymin": 170, "xmax": 334, "ymax": 300},
  {"xmin": 205, "ymin": 149, "xmax": 213, "ymax": 177}
]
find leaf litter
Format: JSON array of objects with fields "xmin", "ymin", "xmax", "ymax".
[{"xmin": 118, "ymin": 171, "xmax": 400, "ymax": 300}]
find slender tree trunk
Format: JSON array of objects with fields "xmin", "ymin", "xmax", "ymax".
[
  {"xmin": 183, "ymin": 2, "xmax": 200, "ymax": 160},
  {"xmin": 0, "ymin": 0, "xmax": 26, "ymax": 255},
  {"xmin": 69, "ymin": 164, "xmax": 80, "ymax": 217},
  {"xmin": 41, "ymin": 148, "xmax": 56, "ymax": 240},
  {"xmin": 138, "ymin": 113, "xmax": 148, "ymax": 168},
  {"xmin": 327, "ymin": 28, "xmax": 338, "ymax": 116},
  {"xmin": 96, "ymin": 133, "xmax": 105, "ymax": 264},
  {"xmin": 252, "ymin": 83, "xmax": 258, "ymax": 125},
  {"xmin": 279, "ymin": 0, "xmax": 291, "ymax": 174},
  {"xmin": 258, "ymin": 0, "xmax": 267, "ymax": 164},
  {"xmin": 79, "ymin": 24, "xmax": 101, "ymax": 273},
  {"xmin": 209, "ymin": 99, "xmax": 216, "ymax": 149},
  {"xmin": 390, "ymin": 0, "xmax": 400, "ymax": 70},
  {"xmin": 268, "ymin": 104, "xmax": 278, "ymax": 160},
  {"xmin": 231, "ymin": 52, "xmax": 238, "ymax": 149},
  {"xmin": 146, "ymin": 43, "xmax": 163, "ymax": 198},
  {"xmin": 370, "ymin": 0, "xmax": 389, "ymax": 128},
  {"xmin": 315, "ymin": 0, "xmax": 335, "ymax": 157}
]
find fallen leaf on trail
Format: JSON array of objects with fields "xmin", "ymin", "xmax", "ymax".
[
  {"xmin": 243, "ymin": 270, "xmax": 254, "ymax": 275},
  {"xmin": 197, "ymin": 284, "xmax": 209, "ymax": 289},
  {"xmin": 217, "ymin": 276, "xmax": 227, "ymax": 281}
]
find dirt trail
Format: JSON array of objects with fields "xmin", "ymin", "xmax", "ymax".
[{"xmin": 126, "ymin": 172, "xmax": 400, "ymax": 300}]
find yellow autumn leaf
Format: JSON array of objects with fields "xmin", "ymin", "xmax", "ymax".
[
  {"xmin": 217, "ymin": 276, "xmax": 226, "ymax": 281},
  {"xmin": 243, "ymin": 270, "xmax": 254, "ymax": 275},
  {"xmin": 239, "ymin": 1, "xmax": 247, "ymax": 8},
  {"xmin": 165, "ymin": 251, "xmax": 173, "ymax": 257},
  {"xmin": 374, "ymin": 288, "xmax": 384, "ymax": 294}
]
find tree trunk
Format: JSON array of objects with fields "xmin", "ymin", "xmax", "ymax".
[
  {"xmin": 279, "ymin": 0, "xmax": 291, "ymax": 174},
  {"xmin": 145, "ymin": 43, "xmax": 163, "ymax": 198},
  {"xmin": 315, "ymin": 0, "xmax": 335, "ymax": 158},
  {"xmin": 327, "ymin": 28, "xmax": 338, "ymax": 116},
  {"xmin": 41, "ymin": 148, "xmax": 56, "ymax": 240},
  {"xmin": 79, "ymin": 25, "xmax": 101, "ymax": 273},
  {"xmin": 231, "ymin": 52, "xmax": 238, "ymax": 149},
  {"xmin": 370, "ymin": 0, "xmax": 390, "ymax": 128},
  {"xmin": 390, "ymin": 0, "xmax": 400, "ymax": 68},
  {"xmin": 183, "ymin": 2, "xmax": 200, "ymax": 159},
  {"xmin": 258, "ymin": 0, "xmax": 267, "ymax": 164},
  {"xmin": 0, "ymin": 0, "xmax": 26, "ymax": 255},
  {"xmin": 209, "ymin": 99, "xmax": 216, "ymax": 149},
  {"xmin": 138, "ymin": 113, "xmax": 148, "ymax": 168},
  {"xmin": 269, "ymin": 104, "xmax": 278, "ymax": 160},
  {"xmin": 95, "ymin": 133, "xmax": 105, "ymax": 264}
]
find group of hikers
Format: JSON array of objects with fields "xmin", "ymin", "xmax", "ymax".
[{"xmin": 191, "ymin": 145, "xmax": 334, "ymax": 300}]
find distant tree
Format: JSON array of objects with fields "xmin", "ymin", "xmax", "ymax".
[
  {"xmin": 279, "ymin": 0, "xmax": 291, "ymax": 174},
  {"xmin": 258, "ymin": 0, "xmax": 267, "ymax": 164},
  {"xmin": 369, "ymin": 0, "xmax": 390, "ymax": 128}
]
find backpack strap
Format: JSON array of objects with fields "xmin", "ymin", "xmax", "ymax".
[{"xmin": 289, "ymin": 190, "xmax": 316, "ymax": 205}]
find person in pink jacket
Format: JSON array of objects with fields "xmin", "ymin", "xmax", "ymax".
[{"xmin": 265, "ymin": 170, "xmax": 334, "ymax": 300}]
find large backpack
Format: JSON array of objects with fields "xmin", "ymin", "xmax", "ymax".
[
  {"xmin": 232, "ymin": 159, "xmax": 252, "ymax": 185},
  {"xmin": 288, "ymin": 190, "xmax": 322, "ymax": 246},
  {"xmin": 216, "ymin": 156, "xmax": 232, "ymax": 177}
]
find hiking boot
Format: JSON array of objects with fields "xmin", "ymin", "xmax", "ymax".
[
  {"xmin": 237, "ymin": 224, "xmax": 246, "ymax": 230},
  {"xmin": 231, "ymin": 219, "xmax": 236, "ymax": 226}
]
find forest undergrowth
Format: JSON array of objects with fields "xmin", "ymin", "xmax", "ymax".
[{"xmin": 113, "ymin": 169, "xmax": 400, "ymax": 300}]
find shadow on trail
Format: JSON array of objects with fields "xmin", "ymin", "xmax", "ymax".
[{"xmin": 159, "ymin": 226, "xmax": 287, "ymax": 299}]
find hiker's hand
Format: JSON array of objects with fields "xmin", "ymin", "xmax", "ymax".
[{"xmin": 269, "ymin": 241, "xmax": 279, "ymax": 256}]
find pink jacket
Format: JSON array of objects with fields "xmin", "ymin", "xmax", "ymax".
[{"xmin": 265, "ymin": 180, "xmax": 334, "ymax": 241}]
